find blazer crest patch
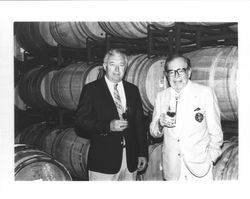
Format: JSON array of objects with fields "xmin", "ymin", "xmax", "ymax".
[{"xmin": 195, "ymin": 112, "xmax": 204, "ymax": 122}]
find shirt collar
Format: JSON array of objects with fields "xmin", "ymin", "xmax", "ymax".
[
  {"xmin": 104, "ymin": 75, "xmax": 123, "ymax": 88},
  {"xmin": 170, "ymin": 80, "xmax": 191, "ymax": 98}
]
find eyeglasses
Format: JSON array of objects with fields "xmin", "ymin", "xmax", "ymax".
[{"xmin": 166, "ymin": 68, "xmax": 187, "ymax": 77}]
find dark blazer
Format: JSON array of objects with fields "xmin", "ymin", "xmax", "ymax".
[{"xmin": 75, "ymin": 77, "xmax": 148, "ymax": 174}]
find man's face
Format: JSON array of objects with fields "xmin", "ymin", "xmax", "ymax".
[
  {"xmin": 165, "ymin": 57, "xmax": 191, "ymax": 93},
  {"xmin": 103, "ymin": 53, "xmax": 127, "ymax": 83}
]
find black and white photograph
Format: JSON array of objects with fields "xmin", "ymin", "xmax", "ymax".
[
  {"xmin": 1, "ymin": 1, "xmax": 250, "ymax": 199},
  {"xmin": 13, "ymin": 21, "xmax": 238, "ymax": 181}
]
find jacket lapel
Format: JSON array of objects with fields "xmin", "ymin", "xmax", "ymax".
[
  {"xmin": 100, "ymin": 77, "xmax": 119, "ymax": 118},
  {"xmin": 123, "ymin": 80, "xmax": 129, "ymax": 109},
  {"xmin": 177, "ymin": 82, "xmax": 195, "ymax": 138}
]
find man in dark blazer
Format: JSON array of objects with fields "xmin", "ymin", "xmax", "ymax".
[{"xmin": 75, "ymin": 49, "xmax": 148, "ymax": 180}]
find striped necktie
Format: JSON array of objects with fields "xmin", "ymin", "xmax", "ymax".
[{"xmin": 114, "ymin": 83, "xmax": 123, "ymax": 119}]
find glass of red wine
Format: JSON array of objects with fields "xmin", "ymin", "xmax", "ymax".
[{"xmin": 166, "ymin": 106, "xmax": 176, "ymax": 128}]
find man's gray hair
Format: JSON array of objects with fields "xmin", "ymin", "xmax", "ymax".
[{"xmin": 103, "ymin": 49, "xmax": 128, "ymax": 66}]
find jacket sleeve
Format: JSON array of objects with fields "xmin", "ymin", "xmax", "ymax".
[
  {"xmin": 134, "ymin": 87, "xmax": 148, "ymax": 159},
  {"xmin": 150, "ymin": 92, "xmax": 164, "ymax": 138},
  {"xmin": 74, "ymin": 85, "xmax": 111, "ymax": 138},
  {"xmin": 205, "ymin": 87, "xmax": 224, "ymax": 162}
]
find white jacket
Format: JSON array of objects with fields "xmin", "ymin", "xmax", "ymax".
[{"xmin": 150, "ymin": 81, "xmax": 223, "ymax": 180}]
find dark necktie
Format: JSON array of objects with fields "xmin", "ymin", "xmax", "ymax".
[{"xmin": 114, "ymin": 83, "xmax": 123, "ymax": 119}]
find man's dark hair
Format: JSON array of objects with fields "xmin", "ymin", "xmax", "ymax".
[{"xmin": 164, "ymin": 54, "xmax": 191, "ymax": 71}]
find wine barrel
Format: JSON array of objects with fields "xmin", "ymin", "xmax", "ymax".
[
  {"xmin": 15, "ymin": 144, "xmax": 72, "ymax": 181},
  {"xmin": 139, "ymin": 143, "xmax": 163, "ymax": 181},
  {"xmin": 213, "ymin": 137, "xmax": 238, "ymax": 180},
  {"xmin": 51, "ymin": 128, "xmax": 90, "ymax": 180},
  {"xmin": 51, "ymin": 62, "xmax": 102, "ymax": 110},
  {"xmin": 16, "ymin": 123, "xmax": 91, "ymax": 180},
  {"xmin": 184, "ymin": 46, "xmax": 238, "ymax": 121},
  {"xmin": 16, "ymin": 122, "xmax": 61, "ymax": 150},
  {"xmin": 125, "ymin": 55, "xmax": 167, "ymax": 114},
  {"xmin": 15, "ymin": 84, "xmax": 28, "ymax": 111},
  {"xmin": 38, "ymin": 22, "xmax": 58, "ymax": 47},
  {"xmin": 98, "ymin": 22, "xmax": 175, "ymax": 38},
  {"xmin": 229, "ymin": 24, "xmax": 238, "ymax": 32},
  {"xmin": 19, "ymin": 65, "xmax": 59, "ymax": 109},
  {"xmin": 16, "ymin": 122, "xmax": 46, "ymax": 145},
  {"xmin": 14, "ymin": 35, "xmax": 25, "ymax": 61},
  {"xmin": 49, "ymin": 22, "xmax": 105, "ymax": 48},
  {"xmin": 185, "ymin": 22, "xmax": 229, "ymax": 26},
  {"xmin": 15, "ymin": 22, "xmax": 56, "ymax": 56}
]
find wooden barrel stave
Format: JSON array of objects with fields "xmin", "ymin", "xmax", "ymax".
[
  {"xmin": 15, "ymin": 84, "xmax": 28, "ymax": 111},
  {"xmin": 40, "ymin": 69, "xmax": 58, "ymax": 107},
  {"xmin": 125, "ymin": 55, "xmax": 149, "ymax": 113},
  {"xmin": 15, "ymin": 145, "xmax": 72, "ymax": 181},
  {"xmin": 140, "ymin": 143, "xmax": 163, "ymax": 181},
  {"xmin": 78, "ymin": 22, "xmax": 106, "ymax": 41},
  {"xmin": 51, "ymin": 62, "xmax": 101, "ymax": 110},
  {"xmin": 49, "ymin": 22, "xmax": 86, "ymax": 48},
  {"xmin": 49, "ymin": 22, "xmax": 105, "ymax": 48},
  {"xmin": 135, "ymin": 57, "xmax": 152, "ymax": 113},
  {"xmin": 70, "ymin": 63, "xmax": 93, "ymax": 107},
  {"xmin": 39, "ymin": 128, "xmax": 63, "ymax": 154},
  {"xmin": 71, "ymin": 22, "xmax": 89, "ymax": 44},
  {"xmin": 51, "ymin": 64, "xmax": 80, "ymax": 109},
  {"xmin": 19, "ymin": 122, "xmax": 46, "ymax": 145},
  {"xmin": 99, "ymin": 22, "xmax": 122, "ymax": 37},
  {"xmin": 212, "ymin": 137, "xmax": 238, "ymax": 180},
  {"xmin": 16, "ymin": 22, "xmax": 55, "ymax": 55},
  {"xmin": 184, "ymin": 46, "xmax": 238, "ymax": 121},
  {"xmin": 140, "ymin": 57, "xmax": 167, "ymax": 112},
  {"xmin": 19, "ymin": 122, "xmax": 50, "ymax": 148},
  {"xmin": 125, "ymin": 55, "xmax": 167, "ymax": 114},
  {"xmin": 16, "ymin": 124, "xmax": 90, "ymax": 180},
  {"xmin": 19, "ymin": 67, "xmax": 37, "ymax": 107},
  {"xmin": 51, "ymin": 128, "xmax": 90, "ymax": 180},
  {"xmin": 19, "ymin": 66, "xmax": 59, "ymax": 109},
  {"xmin": 38, "ymin": 22, "xmax": 58, "ymax": 47}
]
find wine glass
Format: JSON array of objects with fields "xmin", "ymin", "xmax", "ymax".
[{"xmin": 166, "ymin": 106, "xmax": 176, "ymax": 128}]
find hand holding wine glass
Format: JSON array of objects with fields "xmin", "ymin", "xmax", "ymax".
[{"xmin": 159, "ymin": 106, "xmax": 176, "ymax": 128}]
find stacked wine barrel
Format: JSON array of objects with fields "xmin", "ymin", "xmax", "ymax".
[
  {"xmin": 17, "ymin": 46, "xmax": 238, "ymax": 120},
  {"xmin": 16, "ymin": 22, "xmax": 236, "ymax": 54},
  {"xmin": 15, "ymin": 22, "xmax": 57, "ymax": 56},
  {"xmin": 17, "ymin": 55, "xmax": 166, "ymax": 114},
  {"xmin": 138, "ymin": 143, "xmax": 163, "ymax": 181},
  {"xmin": 15, "ymin": 122, "xmax": 90, "ymax": 180},
  {"xmin": 15, "ymin": 144, "xmax": 72, "ymax": 181},
  {"xmin": 139, "ymin": 137, "xmax": 238, "ymax": 181},
  {"xmin": 98, "ymin": 22, "xmax": 175, "ymax": 38},
  {"xmin": 16, "ymin": 62, "xmax": 103, "ymax": 110},
  {"xmin": 213, "ymin": 137, "xmax": 238, "ymax": 180},
  {"xmin": 15, "ymin": 84, "xmax": 28, "ymax": 111},
  {"xmin": 18, "ymin": 65, "xmax": 59, "ymax": 109},
  {"xmin": 184, "ymin": 46, "xmax": 238, "ymax": 121},
  {"xmin": 125, "ymin": 54, "xmax": 167, "ymax": 114},
  {"xmin": 49, "ymin": 22, "xmax": 106, "ymax": 48},
  {"xmin": 50, "ymin": 62, "xmax": 103, "ymax": 110}
]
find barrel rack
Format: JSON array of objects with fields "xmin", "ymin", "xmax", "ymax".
[
  {"xmin": 19, "ymin": 22, "xmax": 238, "ymax": 64},
  {"xmin": 84, "ymin": 22, "xmax": 238, "ymax": 61},
  {"xmin": 15, "ymin": 22, "xmax": 238, "ymax": 133}
]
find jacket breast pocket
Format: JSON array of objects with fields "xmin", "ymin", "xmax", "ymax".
[{"xmin": 193, "ymin": 108, "xmax": 205, "ymax": 124}]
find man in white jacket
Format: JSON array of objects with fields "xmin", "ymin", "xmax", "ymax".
[{"xmin": 150, "ymin": 54, "xmax": 223, "ymax": 180}]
